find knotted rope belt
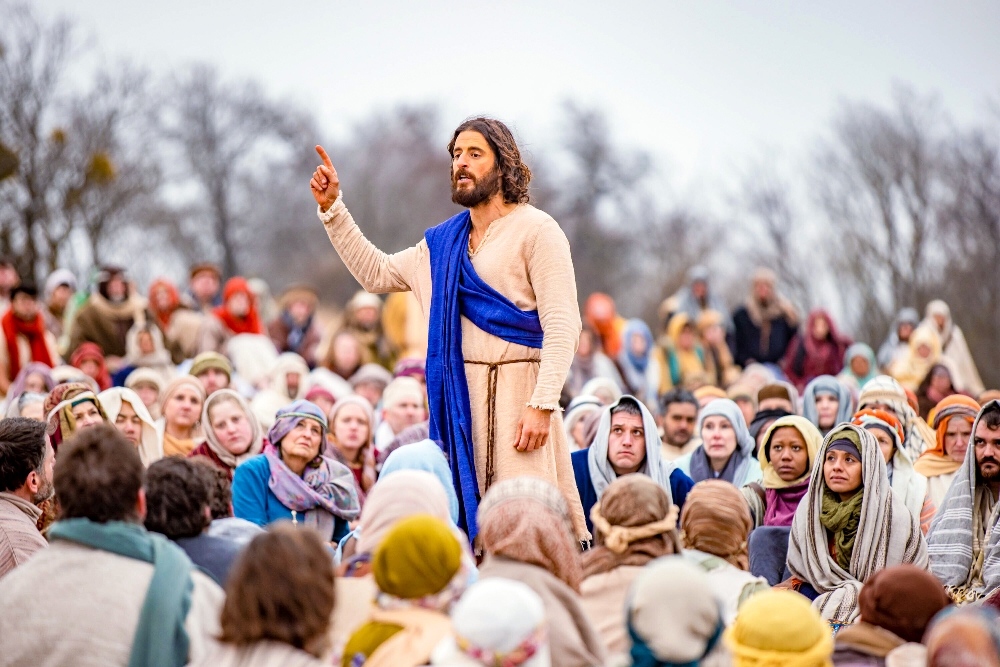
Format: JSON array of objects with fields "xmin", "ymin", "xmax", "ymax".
[{"xmin": 465, "ymin": 358, "xmax": 540, "ymax": 491}]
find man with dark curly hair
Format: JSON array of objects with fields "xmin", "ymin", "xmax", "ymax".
[{"xmin": 311, "ymin": 118, "xmax": 586, "ymax": 541}]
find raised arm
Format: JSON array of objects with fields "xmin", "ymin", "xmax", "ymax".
[{"xmin": 311, "ymin": 146, "xmax": 421, "ymax": 294}]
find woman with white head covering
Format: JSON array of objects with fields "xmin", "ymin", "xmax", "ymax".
[
  {"xmin": 922, "ymin": 299, "xmax": 984, "ymax": 395},
  {"xmin": 99, "ymin": 387, "xmax": 163, "ymax": 467},
  {"xmin": 563, "ymin": 395, "xmax": 603, "ymax": 451},
  {"xmin": 431, "ymin": 578, "xmax": 550, "ymax": 667},
  {"xmin": 188, "ymin": 388, "xmax": 265, "ymax": 479},
  {"xmin": 579, "ymin": 377, "xmax": 622, "ymax": 407},
  {"xmin": 674, "ymin": 399, "xmax": 763, "ymax": 487}
]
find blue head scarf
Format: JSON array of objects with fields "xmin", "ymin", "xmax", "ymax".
[
  {"xmin": 380, "ymin": 439, "xmax": 460, "ymax": 524},
  {"xmin": 267, "ymin": 400, "xmax": 328, "ymax": 447},
  {"xmin": 622, "ymin": 318, "xmax": 655, "ymax": 372}
]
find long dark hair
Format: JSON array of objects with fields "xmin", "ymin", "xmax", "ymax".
[{"xmin": 447, "ymin": 117, "xmax": 532, "ymax": 205}]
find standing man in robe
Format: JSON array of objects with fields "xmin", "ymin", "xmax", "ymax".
[{"xmin": 310, "ymin": 118, "xmax": 586, "ymax": 540}]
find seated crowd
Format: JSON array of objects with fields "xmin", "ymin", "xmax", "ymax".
[{"xmin": 0, "ymin": 258, "xmax": 998, "ymax": 666}]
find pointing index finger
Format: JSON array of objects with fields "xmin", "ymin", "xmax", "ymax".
[{"xmin": 315, "ymin": 145, "xmax": 333, "ymax": 169}]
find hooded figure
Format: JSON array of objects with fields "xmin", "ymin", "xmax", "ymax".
[
  {"xmin": 250, "ymin": 352, "xmax": 311, "ymax": 429},
  {"xmin": 675, "ymin": 398, "xmax": 763, "ymax": 487},
  {"xmin": 669, "ymin": 265, "xmax": 733, "ymax": 333},
  {"xmin": 858, "ymin": 375, "xmax": 936, "ymax": 461},
  {"xmin": 837, "ymin": 342, "xmax": 879, "ymax": 394},
  {"xmin": 801, "ymin": 375, "xmax": 855, "ymax": 435},
  {"xmin": 659, "ymin": 312, "xmax": 707, "ymax": 390},
  {"xmin": 786, "ymin": 424, "xmax": 928, "ymax": 625},
  {"xmin": 915, "ymin": 395, "xmax": 980, "ymax": 507},
  {"xmin": 615, "ymin": 319, "xmax": 660, "ymax": 409},
  {"xmin": 922, "ymin": 300, "xmax": 985, "ymax": 396},
  {"xmin": 877, "ymin": 307, "xmax": 920, "ymax": 371},
  {"xmin": 99, "ymin": 387, "xmax": 163, "ymax": 467},
  {"xmin": 571, "ymin": 395, "xmax": 693, "ymax": 536},
  {"xmin": 782, "ymin": 308, "xmax": 852, "ymax": 394},
  {"xmin": 188, "ymin": 388, "xmax": 266, "ymax": 478},
  {"xmin": 730, "ymin": 268, "xmax": 799, "ymax": 368},
  {"xmin": 198, "ymin": 277, "xmax": 266, "ymax": 355},
  {"xmin": 67, "ymin": 265, "xmax": 149, "ymax": 359},
  {"xmin": 584, "ymin": 293, "xmax": 626, "ymax": 359},
  {"xmin": 115, "ymin": 322, "xmax": 176, "ymax": 387},
  {"xmin": 889, "ymin": 323, "xmax": 947, "ymax": 392}
]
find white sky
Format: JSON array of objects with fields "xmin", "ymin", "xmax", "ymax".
[{"xmin": 34, "ymin": 0, "xmax": 1000, "ymax": 200}]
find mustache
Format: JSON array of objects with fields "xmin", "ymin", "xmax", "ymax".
[{"xmin": 453, "ymin": 168, "xmax": 475, "ymax": 183}]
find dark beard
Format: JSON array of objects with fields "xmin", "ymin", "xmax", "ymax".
[{"xmin": 451, "ymin": 165, "xmax": 501, "ymax": 208}]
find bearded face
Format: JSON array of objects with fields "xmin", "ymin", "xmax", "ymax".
[{"xmin": 451, "ymin": 162, "xmax": 501, "ymax": 208}]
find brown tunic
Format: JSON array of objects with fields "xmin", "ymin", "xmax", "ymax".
[{"xmin": 319, "ymin": 197, "xmax": 588, "ymax": 538}]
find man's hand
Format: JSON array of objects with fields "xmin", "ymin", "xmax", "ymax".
[
  {"xmin": 513, "ymin": 406, "xmax": 552, "ymax": 452},
  {"xmin": 310, "ymin": 145, "xmax": 340, "ymax": 212}
]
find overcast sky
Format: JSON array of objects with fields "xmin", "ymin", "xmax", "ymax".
[{"xmin": 35, "ymin": 0, "xmax": 1000, "ymax": 198}]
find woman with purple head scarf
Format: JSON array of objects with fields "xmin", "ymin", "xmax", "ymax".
[{"xmin": 232, "ymin": 399, "xmax": 361, "ymax": 543}]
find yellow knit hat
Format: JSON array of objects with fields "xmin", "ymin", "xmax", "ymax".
[
  {"xmin": 725, "ymin": 590, "xmax": 834, "ymax": 667},
  {"xmin": 373, "ymin": 514, "xmax": 461, "ymax": 600}
]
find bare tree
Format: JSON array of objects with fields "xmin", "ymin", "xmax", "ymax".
[
  {"xmin": 157, "ymin": 65, "xmax": 298, "ymax": 278},
  {"xmin": 810, "ymin": 86, "xmax": 948, "ymax": 343}
]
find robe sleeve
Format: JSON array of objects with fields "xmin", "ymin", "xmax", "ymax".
[
  {"xmin": 318, "ymin": 195, "xmax": 424, "ymax": 294},
  {"xmin": 526, "ymin": 219, "xmax": 582, "ymax": 411}
]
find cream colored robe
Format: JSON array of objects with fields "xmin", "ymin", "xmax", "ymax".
[{"xmin": 319, "ymin": 197, "xmax": 587, "ymax": 537}]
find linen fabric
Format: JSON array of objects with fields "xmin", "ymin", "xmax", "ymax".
[
  {"xmin": 680, "ymin": 479, "xmax": 754, "ymax": 570},
  {"xmin": 858, "ymin": 375, "xmax": 935, "ymax": 460},
  {"xmin": 786, "ymin": 424, "xmax": 928, "ymax": 624},
  {"xmin": 477, "ymin": 477, "xmax": 582, "ymax": 592},
  {"xmin": 582, "ymin": 474, "xmax": 680, "ymax": 578},
  {"xmin": 379, "ymin": 440, "xmax": 460, "ymax": 525},
  {"xmin": 628, "ymin": 556, "xmax": 729, "ymax": 667},
  {"xmin": 48, "ymin": 519, "xmax": 194, "ymax": 667},
  {"xmin": 356, "ymin": 470, "xmax": 455, "ymax": 556}
]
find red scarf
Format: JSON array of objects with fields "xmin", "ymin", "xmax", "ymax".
[
  {"xmin": 213, "ymin": 277, "xmax": 263, "ymax": 335},
  {"xmin": 149, "ymin": 278, "xmax": 181, "ymax": 331},
  {"xmin": 70, "ymin": 342, "xmax": 113, "ymax": 391},
  {"xmin": 2, "ymin": 310, "xmax": 53, "ymax": 380}
]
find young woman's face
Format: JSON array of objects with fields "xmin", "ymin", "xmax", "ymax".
[
  {"xmin": 164, "ymin": 386, "xmax": 202, "ymax": 429},
  {"xmin": 811, "ymin": 316, "xmax": 830, "ymax": 340},
  {"xmin": 209, "ymin": 399, "xmax": 255, "ymax": 456},
  {"xmin": 768, "ymin": 426, "xmax": 810, "ymax": 482},
  {"xmin": 850, "ymin": 355, "xmax": 870, "ymax": 378},
  {"xmin": 824, "ymin": 448, "xmax": 863, "ymax": 498},
  {"xmin": 332, "ymin": 403, "xmax": 370, "ymax": 460},
  {"xmin": 138, "ymin": 331, "xmax": 155, "ymax": 355},
  {"xmin": 114, "ymin": 400, "xmax": 143, "ymax": 445},
  {"xmin": 929, "ymin": 367, "xmax": 952, "ymax": 394},
  {"xmin": 629, "ymin": 332, "xmax": 648, "ymax": 357},
  {"xmin": 79, "ymin": 359, "xmax": 101, "ymax": 380},
  {"xmin": 133, "ymin": 383, "xmax": 159, "ymax": 410},
  {"xmin": 701, "ymin": 415, "xmax": 737, "ymax": 462},
  {"xmin": 867, "ymin": 427, "xmax": 896, "ymax": 464},
  {"xmin": 815, "ymin": 393, "xmax": 840, "ymax": 429}
]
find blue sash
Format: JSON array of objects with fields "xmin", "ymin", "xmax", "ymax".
[{"xmin": 425, "ymin": 210, "xmax": 543, "ymax": 538}]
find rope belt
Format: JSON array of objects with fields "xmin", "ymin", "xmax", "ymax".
[{"xmin": 465, "ymin": 358, "xmax": 539, "ymax": 491}]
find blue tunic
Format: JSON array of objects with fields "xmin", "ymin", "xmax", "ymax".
[
  {"xmin": 231, "ymin": 454, "xmax": 349, "ymax": 543},
  {"xmin": 571, "ymin": 448, "xmax": 694, "ymax": 536}
]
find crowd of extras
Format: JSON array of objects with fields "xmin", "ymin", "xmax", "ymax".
[{"xmin": 0, "ymin": 256, "xmax": 999, "ymax": 667}]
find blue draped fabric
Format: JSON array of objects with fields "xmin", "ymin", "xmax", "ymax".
[{"xmin": 425, "ymin": 210, "xmax": 544, "ymax": 538}]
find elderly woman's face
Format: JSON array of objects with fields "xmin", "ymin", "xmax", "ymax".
[
  {"xmin": 281, "ymin": 419, "xmax": 324, "ymax": 463},
  {"xmin": 71, "ymin": 400, "xmax": 104, "ymax": 430}
]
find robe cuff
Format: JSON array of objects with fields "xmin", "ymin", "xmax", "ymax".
[
  {"xmin": 527, "ymin": 402, "xmax": 563, "ymax": 413},
  {"xmin": 317, "ymin": 191, "xmax": 345, "ymax": 224}
]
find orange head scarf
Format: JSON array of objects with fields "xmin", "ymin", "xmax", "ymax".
[
  {"xmin": 213, "ymin": 277, "xmax": 264, "ymax": 335},
  {"xmin": 584, "ymin": 293, "xmax": 624, "ymax": 357},
  {"xmin": 913, "ymin": 394, "xmax": 980, "ymax": 477},
  {"xmin": 148, "ymin": 278, "xmax": 180, "ymax": 331}
]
